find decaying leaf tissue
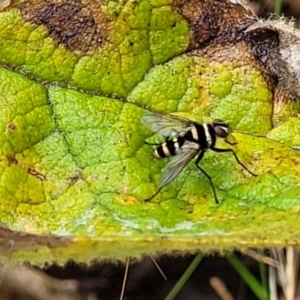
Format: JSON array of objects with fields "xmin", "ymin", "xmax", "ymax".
[{"xmin": 177, "ymin": 0, "xmax": 300, "ymax": 114}]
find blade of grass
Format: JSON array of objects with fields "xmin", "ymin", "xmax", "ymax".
[
  {"xmin": 275, "ymin": 0, "xmax": 282, "ymax": 16},
  {"xmin": 259, "ymin": 250, "xmax": 269, "ymax": 296},
  {"xmin": 164, "ymin": 252, "xmax": 203, "ymax": 300},
  {"xmin": 227, "ymin": 253, "xmax": 269, "ymax": 300}
]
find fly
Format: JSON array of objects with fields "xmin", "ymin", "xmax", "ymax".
[{"xmin": 141, "ymin": 111, "xmax": 256, "ymax": 203}]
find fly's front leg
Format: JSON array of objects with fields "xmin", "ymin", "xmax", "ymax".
[
  {"xmin": 225, "ymin": 139, "xmax": 237, "ymax": 146},
  {"xmin": 211, "ymin": 147, "xmax": 257, "ymax": 177},
  {"xmin": 195, "ymin": 151, "xmax": 219, "ymax": 204}
]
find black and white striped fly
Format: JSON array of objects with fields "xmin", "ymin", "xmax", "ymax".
[{"xmin": 141, "ymin": 112, "xmax": 256, "ymax": 203}]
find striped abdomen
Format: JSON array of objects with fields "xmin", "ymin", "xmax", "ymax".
[{"xmin": 154, "ymin": 137, "xmax": 185, "ymax": 158}]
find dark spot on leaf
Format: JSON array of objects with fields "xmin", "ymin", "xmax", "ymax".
[
  {"xmin": 6, "ymin": 123, "xmax": 16, "ymax": 132},
  {"xmin": 68, "ymin": 175, "xmax": 80, "ymax": 185},
  {"xmin": 172, "ymin": 0, "xmax": 255, "ymax": 50},
  {"xmin": 244, "ymin": 28, "xmax": 280, "ymax": 65},
  {"xmin": 28, "ymin": 168, "xmax": 46, "ymax": 181},
  {"xmin": 19, "ymin": 0, "xmax": 110, "ymax": 53},
  {"xmin": 6, "ymin": 155, "xmax": 17, "ymax": 165}
]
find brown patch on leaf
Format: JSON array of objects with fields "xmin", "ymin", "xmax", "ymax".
[
  {"xmin": 272, "ymin": 86, "xmax": 299, "ymax": 126},
  {"xmin": 247, "ymin": 20, "xmax": 300, "ymax": 101},
  {"xmin": 173, "ymin": 0, "xmax": 256, "ymax": 50},
  {"xmin": 175, "ymin": 0, "xmax": 292, "ymax": 102},
  {"xmin": 175, "ymin": 0, "xmax": 300, "ymax": 103},
  {"xmin": 274, "ymin": 86, "xmax": 293, "ymax": 104},
  {"xmin": 0, "ymin": 224, "xmax": 72, "ymax": 255},
  {"xmin": 244, "ymin": 27, "xmax": 280, "ymax": 67},
  {"xmin": 19, "ymin": 0, "xmax": 110, "ymax": 53}
]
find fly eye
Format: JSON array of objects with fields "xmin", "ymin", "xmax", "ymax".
[
  {"xmin": 212, "ymin": 119, "xmax": 230, "ymax": 137},
  {"xmin": 214, "ymin": 125, "xmax": 229, "ymax": 138}
]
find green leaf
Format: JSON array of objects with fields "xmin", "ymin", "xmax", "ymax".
[{"xmin": 0, "ymin": 0, "xmax": 300, "ymax": 264}]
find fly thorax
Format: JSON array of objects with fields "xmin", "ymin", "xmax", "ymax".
[{"xmin": 190, "ymin": 126, "xmax": 199, "ymax": 141}]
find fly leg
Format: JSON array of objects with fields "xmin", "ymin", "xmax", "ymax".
[
  {"xmin": 225, "ymin": 139, "xmax": 237, "ymax": 146},
  {"xmin": 195, "ymin": 151, "xmax": 219, "ymax": 204},
  {"xmin": 144, "ymin": 187, "xmax": 163, "ymax": 202},
  {"xmin": 211, "ymin": 147, "xmax": 257, "ymax": 177}
]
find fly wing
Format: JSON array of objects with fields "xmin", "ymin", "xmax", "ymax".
[
  {"xmin": 158, "ymin": 142, "xmax": 200, "ymax": 188},
  {"xmin": 141, "ymin": 111, "xmax": 195, "ymax": 137}
]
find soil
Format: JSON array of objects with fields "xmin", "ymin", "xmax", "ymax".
[{"xmin": 43, "ymin": 254, "xmax": 261, "ymax": 300}]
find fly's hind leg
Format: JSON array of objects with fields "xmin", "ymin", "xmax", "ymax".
[
  {"xmin": 195, "ymin": 151, "xmax": 219, "ymax": 204},
  {"xmin": 144, "ymin": 187, "xmax": 163, "ymax": 202}
]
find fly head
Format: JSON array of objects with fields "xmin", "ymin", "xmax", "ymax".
[{"xmin": 212, "ymin": 119, "xmax": 231, "ymax": 139}]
